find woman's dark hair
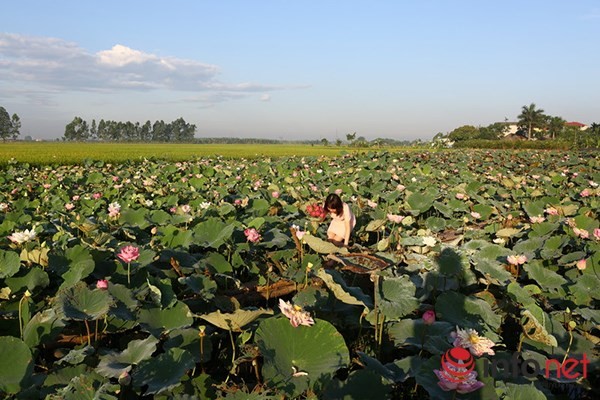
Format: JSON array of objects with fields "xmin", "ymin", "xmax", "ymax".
[{"xmin": 324, "ymin": 193, "xmax": 343, "ymax": 216}]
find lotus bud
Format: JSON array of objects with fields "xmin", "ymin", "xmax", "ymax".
[
  {"xmin": 118, "ymin": 371, "xmax": 131, "ymax": 386},
  {"xmin": 422, "ymin": 310, "xmax": 436, "ymax": 325}
]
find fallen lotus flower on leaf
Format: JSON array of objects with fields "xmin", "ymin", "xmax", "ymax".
[{"xmin": 279, "ymin": 299, "xmax": 314, "ymax": 327}]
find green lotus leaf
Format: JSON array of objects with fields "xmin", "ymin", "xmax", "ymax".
[
  {"xmin": 0, "ymin": 249, "xmax": 21, "ymax": 278},
  {"xmin": 425, "ymin": 216, "xmax": 446, "ymax": 232},
  {"xmin": 323, "ymin": 369, "xmax": 393, "ymax": 399},
  {"xmin": 472, "ymin": 203, "xmax": 494, "ymax": 220},
  {"xmin": 57, "ymin": 282, "xmax": 113, "ymax": 321},
  {"xmin": 5, "ymin": 266, "xmax": 49, "ymax": 293},
  {"xmin": 56, "ymin": 345, "xmax": 95, "ymax": 366},
  {"xmin": 120, "ymin": 207, "xmax": 150, "ymax": 229},
  {"xmin": 387, "ymin": 319, "xmax": 454, "ymax": 354},
  {"xmin": 522, "ymin": 200, "xmax": 546, "ymax": 218},
  {"xmin": 132, "ymin": 347, "xmax": 195, "ymax": 395},
  {"xmin": 531, "ymin": 221, "xmax": 560, "ymax": 237},
  {"xmin": 0, "ymin": 336, "xmax": 34, "ymax": 394},
  {"xmin": 164, "ymin": 327, "xmax": 214, "ymax": 363},
  {"xmin": 317, "ymin": 269, "xmax": 372, "ymax": 309},
  {"xmin": 302, "ymin": 233, "xmax": 349, "ymax": 254},
  {"xmin": 255, "ymin": 317, "xmax": 349, "ymax": 397},
  {"xmin": 156, "ymin": 225, "xmax": 193, "ymax": 249},
  {"xmin": 178, "ymin": 274, "xmax": 217, "ymax": 300},
  {"xmin": 435, "ymin": 291, "xmax": 501, "ymax": 337},
  {"xmin": 495, "ymin": 227, "xmax": 522, "ymax": 238},
  {"xmin": 523, "ymin": 260, "xmax": 567, "ymax": 291},
  {"xmin": 365, "ymin": 219, "xmax": 386, "ymax": 232},
  {"xmin": 97, "ymin": 336, "xmax": 159, "ymax": 378},
  {"xmin": 404, "ymin": 190, "xmax": 437, "ymax": 215},
  {"xmin": 193, "ymin": 218, "xmax": 235, "ymax": 249},
  {"xmin": 23, "ymin": 308, "xmax": 66, "ymax": 348},
  {"xmin": 148, "ymin": 209, "xmax": 171, "ymax": 225},
  {"xmin": 496, "ymin": 382, "xmax": 548, "ymax": 400},
  {"xmin": 59, "ymin": 245, "xmax": 95, "ymax": 290},
  {"xmin": 199, "ymin": 308, "xmax": 273, "ymax": 332},
  {"xmin": 506, "ymin": 282, "xmax": 538, "ymax": 308},
  {"xmin": 373, "ymin": 275, "xmax": 419, "ymax": 321},
  {"xmin": 138, "ymin": 301, "xmax": 194, "ymax": 335}
]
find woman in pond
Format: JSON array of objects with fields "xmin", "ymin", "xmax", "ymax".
[{"xmin": 323, "ymin": 193, "xmax": 355, "ymax": 247}]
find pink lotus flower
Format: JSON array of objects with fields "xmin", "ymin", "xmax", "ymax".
[
  {"xmin": 387, "ymin": 214, "xmax": 404, "ymax": 224},
  {"xmin": 367, "ymin": 200, "xmax": 378, "ymax": 208},
  {"xmin": 96, "ymin": 279, "xmax": 109, "ymax": 290},
  {"xmin": 451, "ymin": 326, "xmax": 495, "ymax": 356},
  {"xmin": 456, "ymin": 193, "xmax": 466, "ymax": 200},
  {"xmin": 576, "ymin": 259, "xmax": 587, "ymax": 271},
  {"xmin": 278, "ymin": 299, "xmax": 314, "ymax": 327},
  {"xmin": 117, "ymin": 245, "xmax": 140, "ymax": 263},
  {"xmin": 580, "ymin": 188, "xmax": 591, "ymax": 197},
  {"xmin": 434, "ymin": 363, "xmax": 484, "ymax": 394},
  {"xmin": 180, "ymin": 204, "xmax": 192, "ymax": 214},
  {"xmin": 72, "ymin": 195, "xmax": 80, "ymax": 201},
  {"xmin": 544, "ymin": 207, "xmax": 559, "ymax": 216},
  {"xmin": 594, "ymin": 228, "xmax": 600, "ymax": 241},
  {"xmin": 271, "ymin": 191, "xmax": 280, "ymax": 199},
  {"xmin": 108, "ymin": 202, "xmax": 121, "ymax": 218},
  {"xmin": 573, "ymin": 227, "xmax": 589, "ymax": 239},
  {"xmin": 396, "ymin": 184, "xmax": 406, "ymax": 191},
  {"xmin": 507, "ymin": 255, "xmax": 527, "ymax": 266},
  {"xmin": 244, "ymin": 228, "xmax": 261, "ymax": 243},
  {"xmin": 423, "ymin": 310, "xmax": 436, "ymax": 325},
  {"xmin": 530, "ymin": 215, "xmax": 545, "ymax": 224},
  {"xmin": 65, "ymin": 203, "xmax": 75, "ymax": 211},
  {"xmin": 334, "ymin": 188, "xmax": 343, "ymax": 195},
  {"xmin": 92, "ymin": 192, "xmax": 102, "ymax": 200},
  {"xmin": 470, "ymin": 211, "xmax": 481, "ymax": 219}
]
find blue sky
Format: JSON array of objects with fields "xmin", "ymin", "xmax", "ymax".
[{"xmin": 1, "ymin": 1, "xmax": 599, "ymax": 141}]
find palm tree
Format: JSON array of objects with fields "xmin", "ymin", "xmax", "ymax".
[{"xmin": 517, "ymin": 103, "xmax": 546, "ymax": 140}]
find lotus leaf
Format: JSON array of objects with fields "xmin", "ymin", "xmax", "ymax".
[
  {"xmin": 523, "ymin": 260, "xmax": 567, "ymax": 291},
  {"xmin": 255, "ymin": 317, "xmax": 349, "ymax": 397},
  {"xmin": 59, "ymin": 245, "xmax": 95, "ymax": 290},
  {"xmin": 372, "ymin": 275, "xmax": 419, "ymax": 321},
  {"xmin": 193, "ymin": 218, "xmax": 235, "ymax": 249},
  {"xmin": 435, "ymin": 291, "xmax": 501, "ymax": 337},
  {"xmin": 302, "ymin": 233, "xmax": 349, "ymax": 254},
  {"xmin": 388, "ymin": 319, "xmax": 454, "ymax": 354},
  {"xmin": 0, "ymin": 336, "xmax": 34, "ymax": 394},
  {"xmin": 0, "ymin": 249, "xmax": 20, "ymax": 278},
  {"xmin": 57, "ymin": 282, "xmax": 113, "ymax": 321},
  {"xmin": 5, "ymin": 266, "xmax": 49, "ymax": 293},
  {"xmin": 138, "ymin": 301, "xmax": 194, "ymax": 335},
  {"xmin": 199, "ymin": 308, "xmax": 273, "ymax": 332},
  {"xmin": 97, "ymin": 336, "xmax": 158, "ymax": 378},
  {"xmin": 317, "ymin": 269, "xmax": 373, "ymax": 309},
  {"xmin": 521, "ymin": 309, "xmax": 558, "ymax": 347},
  {"xmin": 23, "ymin": 308, "xmax": 66, "ymax": 348}
]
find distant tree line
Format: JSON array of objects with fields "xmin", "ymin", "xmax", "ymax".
[
  {"xmin": 63, "ymin": 117, "xmax": 197, "ymax": 142},
  {"xmin": 437, "ymin": 103, "xmax": 599, "ymax": 148},
  {"xmin": 0, "ymin": 106, "xmax": 21, "ymax": 141}
]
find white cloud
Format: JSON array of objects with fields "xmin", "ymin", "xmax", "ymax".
[
  {"xmin": 97, "ymin": 44, "xmax": 157, "ymax": 67},
  {"xmin": 260, "ymin": 94, "xmax": 271, "ymax": 101},
  {"xmin": 0, "ymin": 33, "xmax": 304, "ymax": 102}
]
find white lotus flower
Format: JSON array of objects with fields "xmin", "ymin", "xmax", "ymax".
[{"xmin": 8, "ymin": 228, "xmax": 37, "ymax": 244}]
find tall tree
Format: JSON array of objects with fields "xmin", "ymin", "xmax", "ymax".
[
  {"xmin": 0, "ymin": 106, "xmax": 12, "ymax": 141},
  {"xmin": 517, "ymin": 103, "xmax": 546, "ymax": 140},
  {"xmin": 546, "ymin": 116, "xmax": 565, "ymax": 140},
  {"xmin": 64, "ymin": 117, "xmax": 89, "ymax": 141}
]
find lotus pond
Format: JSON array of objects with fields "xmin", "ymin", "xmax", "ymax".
[{"xmin": 0, "ymin": 149, "xmax": 598, "ymax": 399}]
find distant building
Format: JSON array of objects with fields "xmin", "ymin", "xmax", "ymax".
[{"xmin": 565, "ymin": 121, "xmax": 588, "ymax": 130}]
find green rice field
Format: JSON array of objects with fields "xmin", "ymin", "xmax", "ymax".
[{"xmin": 0, "ymin": 142, "xmax": 372, "ymax": 165}]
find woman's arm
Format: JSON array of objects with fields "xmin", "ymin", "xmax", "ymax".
[{"xmin": 343, "ymin": 203, "xmax": 351, "ymax": 245}]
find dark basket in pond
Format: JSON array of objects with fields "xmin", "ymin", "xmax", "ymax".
[{"xmin": 326, "ymin": 253, "xmax": 391, "ymax": 274}]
